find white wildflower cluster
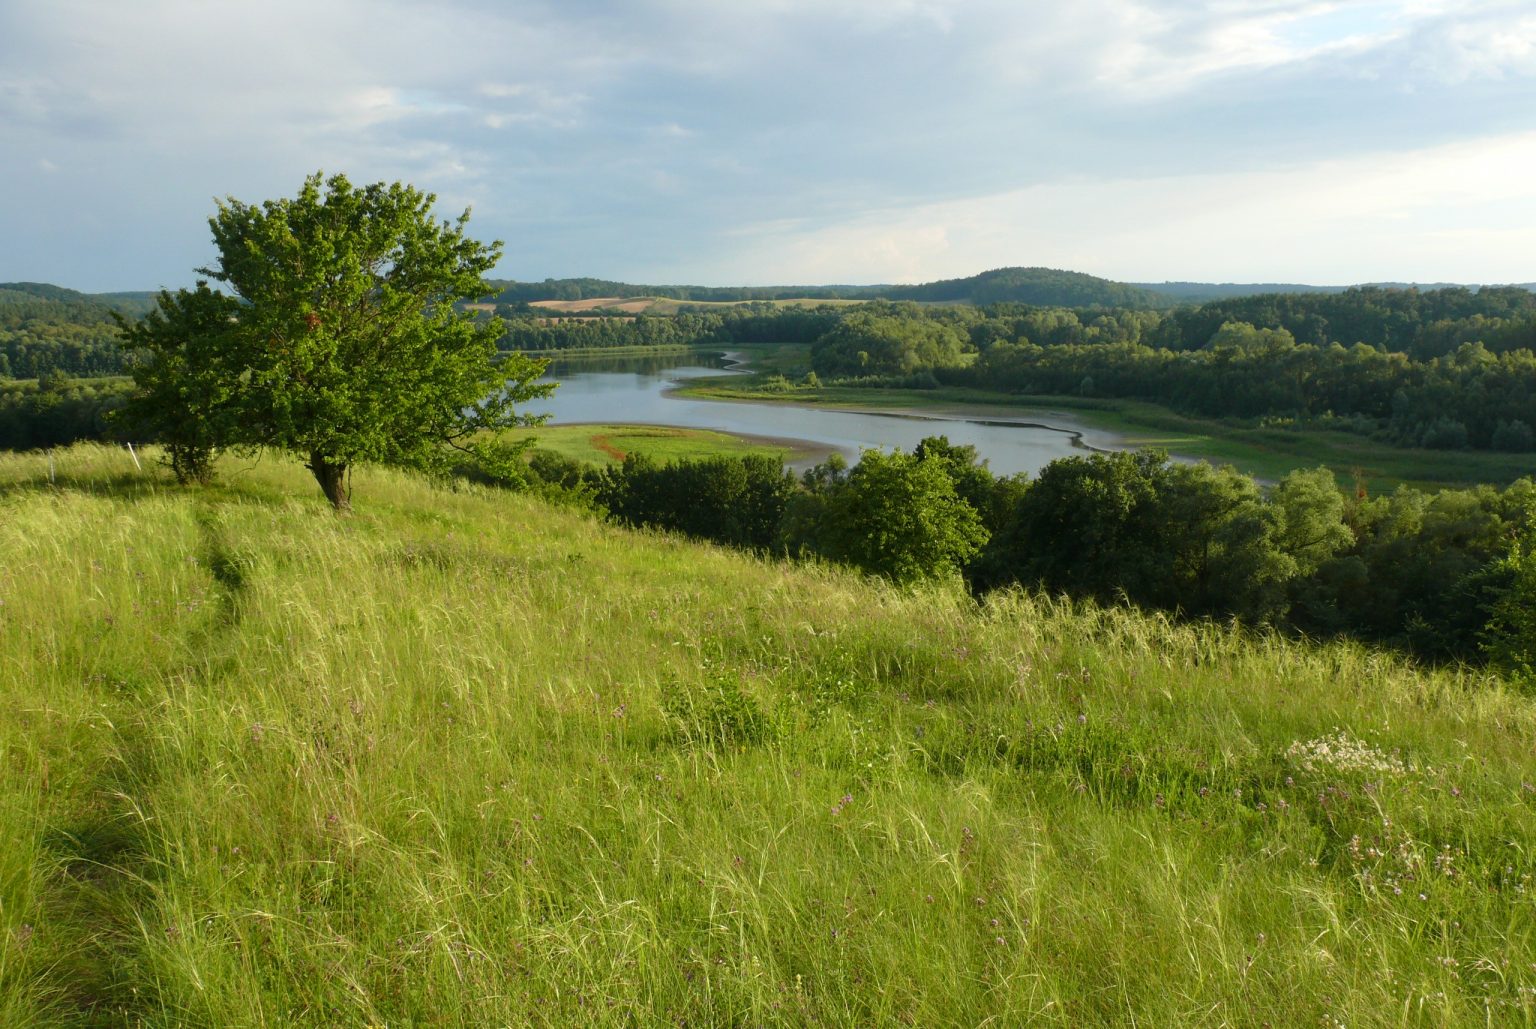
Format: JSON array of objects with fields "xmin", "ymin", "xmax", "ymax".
[{"xmin": 1286, "ymin": 730, "xmax": 1417, "ymax": 778}]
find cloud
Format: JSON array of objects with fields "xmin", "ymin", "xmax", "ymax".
[
  {"xmin": 1, "ymin": 0, "xmax": 1533, "ymax": 289},
  {"xmin": 706, "ymin": 130, "xmax": 1536, "ymax": 285}
]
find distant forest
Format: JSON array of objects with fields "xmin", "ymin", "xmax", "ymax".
[
  {"xmin": 489, "ymin": 267, "xmax": 1173, "ymax": 307},
  {"xmin": 6, "ymin": 272, "xmax": 1536, "ymax": 455},
  {"xmin": 499, "ymin": 286, "xmax": 1536, "ymax": 454}
]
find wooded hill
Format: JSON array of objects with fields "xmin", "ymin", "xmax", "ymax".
[
  {"xmin": 490, "ymin": 268, "xmax": 1536, "ymax": 309},
  {"xmin": 488, "ymin": 267, "xmax": 1168, "ymax": 308}
]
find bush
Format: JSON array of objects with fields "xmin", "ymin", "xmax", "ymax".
[
  {"xmin": 1419, "ymin": 417, "xmax": 1469, "ymax": 450},
  {"xmin": 660, "ymin": 661, "xmax": 773, "ymax": 749},
  {"xmin": 1492, "ymin": 420, "xmax": 1534, "ymax": 452}
]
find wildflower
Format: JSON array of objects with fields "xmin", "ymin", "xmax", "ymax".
[{"xmin": 1285, "ymin": 730, "xmax": 1414, "ymax": 778}]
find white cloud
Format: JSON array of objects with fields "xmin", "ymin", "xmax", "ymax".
[
  {"xmin": 2, "ymin": 0, "xmax": 1535, "ymax": 288},
  {"xmin": 716, "ymin": 130, "xmax": 1536, "ymax": 284},
  {"xmin": 1409, "ymin": 10, "xmax": 1536, "ymax": 82}
]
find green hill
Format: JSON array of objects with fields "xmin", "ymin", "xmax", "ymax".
[
  {"xmin": 0, "ymin": 284, "xmax": 150, "ymax": 379},
  {"xmin": 882, "ymin": 266, "xmax": 1169, "ymax": 308},
  {"xmin": 2, "ymin": 445, "xmax": 1534, "ymax": 1025},
  {"xmin": 0, "ymin": 282, "xmax": 158, "ymax": 319}
]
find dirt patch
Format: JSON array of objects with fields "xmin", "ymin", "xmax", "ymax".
[{"xmin": 589, "ymin": 433, "xmax": 628, "ymax": 461}]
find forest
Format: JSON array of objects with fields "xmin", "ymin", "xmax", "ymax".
[
  {"xmin": 490, "ymin": 437, "xmax": 1534, "ymax": 676},
  {"xmin": 7, "ymin": 279, "xmax": 1536, "ymax": 463},
  {"xmin": 494, "ymin": 288, "xmax": 1536, "ymax": 453}
]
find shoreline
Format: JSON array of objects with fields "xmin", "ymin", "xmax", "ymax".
[
  {"xmin": 535, "ymin": 421, "xmax": 839, "ymax": 469},
  {"xmin": 660, "ymin": 382, "xmax": 1135, "ymax": 458}
]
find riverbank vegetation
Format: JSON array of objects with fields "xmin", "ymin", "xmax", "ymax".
[
  {"xmin": 528, "ymin": 436, "xmax": 1531, "ymax": 673},
  {"xmin": 10, "ymin": 270, "xmax": 1536, "ymax": 489},
  {"xmin": 492, "ymin": 286, "xmax": 1536, "ymax": 482},
  {"xmin": 676, "ymin": 377, "xmax": 1536, "ymax": 491},
  {"xmin": 520, "ymin": 423, "xmax": 810, "ymax": 468},
  {"xmin": 3, "ymin": 443, "xmax": 1534, "ymax": 1025}
]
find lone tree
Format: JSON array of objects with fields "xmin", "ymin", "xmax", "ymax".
[{"xmin": 126, "ymin": 172, "xmax": 550, "ymax": 510}]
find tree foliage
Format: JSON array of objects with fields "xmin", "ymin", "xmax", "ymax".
[
  {"xmin": 129, "ymin": 173, "xmax": 551, "ymax": 509},
  {"xmin": 116, "ymin": 283, "xmax": 244, "ymax": 483},
  {"xmin": 786, "ymin": 447, "xmax": 988, "ymax": 585},
  {"xmin": 811, "ymin": 310, "xmax": 970, "ymax": 378},
  {"xmin": 597, "ymin": 452, "xmax": 797, "ymax": 551},
  {"xmin": 1484, "ymin": 533, "xmax": 1536, "ymax": 687}
]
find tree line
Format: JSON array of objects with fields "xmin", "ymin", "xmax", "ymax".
[
  {"xmin": 960, "ymin": 333, "xmax": 1536, "ymax": 451},
  {"xmin": 498, "ymin": 439, "xmax": 1533, "ymax": 681},
  {"xmin": 0, "ymin": 285, "xmax": 146, "ymax": 378},
  {"xmin": 12, "ymin": 275, "xmax": 1536, "ymax": 457},
  {"xmin": 0, "ymin": 375, "xmax": 134, "ymax": 450}
]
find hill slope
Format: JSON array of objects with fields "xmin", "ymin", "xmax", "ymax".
[
  {"xmin": 0, "ymin": 281, "xmax": 157, "ymax": 319},
  {"xmin": 882, "ymin": 266, "xmax": 1168, "ymax": 307},
  {"xmin": 1, "ymin": 445, "xmax": 1534, "ymax": 1025}
]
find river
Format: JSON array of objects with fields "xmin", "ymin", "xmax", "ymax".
[{"xmin": 527, "ymin": 351, "xmax": 1128, "ymax": 477}]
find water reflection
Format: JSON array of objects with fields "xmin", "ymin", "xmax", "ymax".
[{"xmin": 527, "ymin": 350, "xmax": 1120, "ymax": 477}]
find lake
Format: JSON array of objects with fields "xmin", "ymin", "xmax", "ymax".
[{"xmin": 528, "ymin": 351, "xmax": 1126, "ymax": 477}]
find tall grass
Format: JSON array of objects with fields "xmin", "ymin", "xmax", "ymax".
[{"xmin": 2, "ymin": 444, "xmax": 1533, "ymax": 1025}]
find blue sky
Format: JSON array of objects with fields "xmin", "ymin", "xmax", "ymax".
[{"xmin": 2, "ymin": 0, "xmax": 1534, "ymax": 291}]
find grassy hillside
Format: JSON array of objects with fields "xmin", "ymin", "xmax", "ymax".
[{"xmin": 3, "ymin": 445, "xmax": 1535, "ymax": 1026}]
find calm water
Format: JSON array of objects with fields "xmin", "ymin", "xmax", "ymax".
[{"xmin": 528, "ymin": 351, "xmax": 1121, "ymax": 477}]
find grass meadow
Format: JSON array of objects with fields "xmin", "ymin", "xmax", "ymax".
[
  {"xmin": 2, "ymin": 445, "xmax": 1534, "ymax": 1025},
  {"xmin": 522, "ymin": 424, "xmax": 816, "ymax": 468}
]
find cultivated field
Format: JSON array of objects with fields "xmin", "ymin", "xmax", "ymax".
[{"xmin": 525, "ymin": 297, "xmax": 865, "ymax": 315}]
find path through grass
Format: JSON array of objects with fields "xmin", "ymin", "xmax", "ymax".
[{"xmin": 2, "ymin": 445, "xmax": 1534, "ymax": 1025}]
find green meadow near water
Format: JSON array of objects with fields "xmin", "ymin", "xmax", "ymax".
[
  {"xmin": 3, "ymin": 445, "xmax": 1535, "ymax": 1026},
  {"xmin": 523, "ymin": 423, "xmax": 810, "ymax": 467}
]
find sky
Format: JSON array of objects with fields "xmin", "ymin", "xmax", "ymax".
[{"xmin": 2, "ymin": 0, "xmax": 1534, "ymax": 292}]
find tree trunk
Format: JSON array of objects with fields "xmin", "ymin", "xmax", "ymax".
[{"xmin": 310, "ymin": 451, "xmax": 351, "ymax": 513}]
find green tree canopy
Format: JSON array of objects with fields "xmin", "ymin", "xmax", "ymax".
[
  {"xmin": 128, "ymin": 172, "xmax": 550, "ymax": 510},
  {"xmin": 116, "ymin": 282, "xmax": 244, "ymax": 484},
  {"xmin": 786, "ymin": 448, "xmax": 987, "ymax": 585},
  {"xmin": 811, "ymin": 310, "xmax": 970, "ymax": 378}
]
